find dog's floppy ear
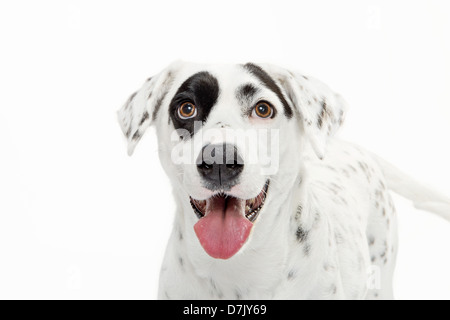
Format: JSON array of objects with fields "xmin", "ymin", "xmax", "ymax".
[
  {"xmin": 262, "ymin": 64, "xmax": 347, "ymax": 160},
  {"xmin": 117, "ymin": 61, "xmax": 181, "ymax": 156}
]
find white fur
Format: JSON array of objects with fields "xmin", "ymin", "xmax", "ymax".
[{"xmin": 118, "ymin": 61, "xmax": 449, "ymax": 300}]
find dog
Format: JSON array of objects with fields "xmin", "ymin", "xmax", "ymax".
[{"xmin": 118, "ymin": 61, "xmax": 450, "ymax": 299}]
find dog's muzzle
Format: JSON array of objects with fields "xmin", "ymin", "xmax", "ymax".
[
  {"xmin": 196, "ymin": 143, "xmax": 244, "ymax": 191},
  {"xmin": 191, "ymin": 143, "xmax": 270, "ymax": 260}
]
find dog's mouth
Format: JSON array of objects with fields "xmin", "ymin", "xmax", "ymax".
[
  {"xmin": 190, "ymin": 180, "xmax": 270, "ymax": 222},
  {"xmin": 189, "ymin": 180, "xmax": 270, "ymax": 260}
]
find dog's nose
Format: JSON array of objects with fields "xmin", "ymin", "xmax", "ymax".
[{"xmin": 197, "ymin": 144, "xmax": 244, "ymax": 190}]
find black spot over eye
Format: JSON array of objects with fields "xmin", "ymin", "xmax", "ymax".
[
  {"xmin": 252, "ymin": 102, "xmax": 274, "ymax": 119},
  {"xmin": 177, "ymin": 102, "xmax": 197, "ymax": 119}
]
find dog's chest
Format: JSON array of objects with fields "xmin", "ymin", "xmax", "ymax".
[{"xmin": 161, "ymin": 214, "xmax": 352, "ymax": 300}]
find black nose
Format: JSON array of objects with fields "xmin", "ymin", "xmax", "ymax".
[{"xmin": 197, "ymin": 144, "xmax": 244, "ymax": 190}]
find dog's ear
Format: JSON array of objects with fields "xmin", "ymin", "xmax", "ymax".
[
  {"xmin": 261, "ymin": 64, "xmax": 347, "ymax": 160},
  {"xmin": 117, "ymin": 61, "xmax": 181, "ymax": 156}
]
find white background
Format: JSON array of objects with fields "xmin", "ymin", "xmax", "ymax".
[{"xmin": 1, "ymin": 0, "xmax": 449, "ymax": 300}]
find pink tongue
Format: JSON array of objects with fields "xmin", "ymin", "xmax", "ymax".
[{"xmin": 194, "ymin": 197, "xmax": 253, "ymax": 260}]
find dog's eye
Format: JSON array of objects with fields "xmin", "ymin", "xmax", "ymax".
[
  {"xmin": 178, "ymin": 102, "xmax": 197, "ymax": 119},
  {"xmin": 252, "ymin": 102, "xmax": 273, "ymax": 119}
]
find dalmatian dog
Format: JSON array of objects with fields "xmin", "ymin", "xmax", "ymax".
[{"xmin": 118, "ymin": 61, "xmax": 450, "ymax": 300}]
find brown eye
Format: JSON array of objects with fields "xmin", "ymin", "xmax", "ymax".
[
  {"xmin": 252, "ymin": 102, "xmax": 273, "ymax": 119},
  {"xmin": 178, "ymin": 102, "xmax": 197, "ymax": 119}
]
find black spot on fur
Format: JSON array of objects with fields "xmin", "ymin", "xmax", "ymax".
[
  {"xmin": 338, "ymin": 109, "xmax": 345, "ymax": 126},
  {"xmin": 303, "ymin": 243, "xmax": 311, "ymax": 256},
  {"xmin": 358, "ymin": 161, "xmax": 368, "ymax": 172},
  {"xmin": 236, "ymin": 83, "xmax": 259, "ymax": 105},
  {"xmin": 169, "ymin": 72, "xmax": 220, "ymax": 137},
  {"xmin": 126, "ymin": 92, "xmax": 138, "ymax": 109},
  {"xmin": 368, "ymin": 235, "xmax": 375, "ymax": 246},
  {"xmin": 295, "ymin": 205, "xmax": 303, "ymax": 220},
  {"xmin": 132, "ymin": 131, "xmax": 140, "ymax": 141},
  {"xmin": 296, "ymin": 226, "xmax": 309, "ymax": 243},
  {"xmin": 139, "ymin": 111, "xmax": 149, "ymax": 126},
  {"xmin": 287, "ymin": 270, "xmax": 297, "ymax": 280},
  {"xmin": 151, "ymin": 72, "xmax": 173, "ymax": 121},
  {"xmin": 358, "ymin": 161, "xmax": 372, "ymax": 182},
  {"xmin": 129, "ymin": 91, "xmax": 138, "ymax": 100},
  {"xmin": 313, "ymin": 211, "xmax": 321, "ymax": 228},
  {"xmin": 152, "ymin": 91, "xmax": 169, "ymax": 121},
  {"xmin": 318, "ymin": 100, "xmax": 329, "ymax": 129},
  {"xmin": 243, "ymin": 63, "xmax": 293, "ymax": 119},
  {"xmin": 215, "ymin": 121, "xmax": 229, "ymax": 128}
]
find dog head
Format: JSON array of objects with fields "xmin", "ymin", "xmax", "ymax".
[{"xmin": 118, "ymin": 61, "xmax": 346, "ymax": 260}]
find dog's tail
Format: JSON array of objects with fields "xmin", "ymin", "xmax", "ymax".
[{"xmin": 371, "ymin": 154, "xmax": 450, "ymax": 222}]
